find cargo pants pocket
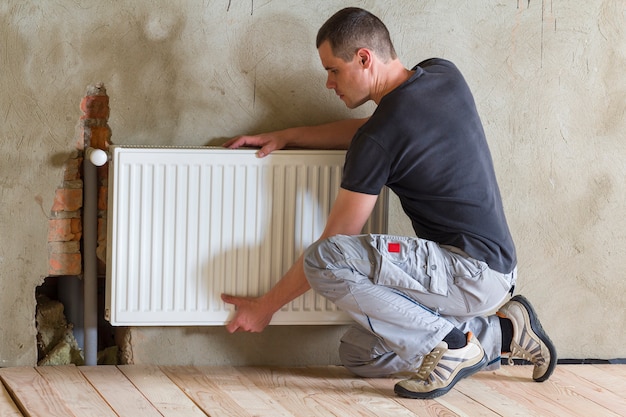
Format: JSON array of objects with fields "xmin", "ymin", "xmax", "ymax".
[{"xmin": 368, "ymin": 235, "xmax": 449, "ymax": 297}]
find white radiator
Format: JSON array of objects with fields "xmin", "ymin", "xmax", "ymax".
[{"xmin": 105, "ymin": 146, "xmax": 387, "ymax": 326}]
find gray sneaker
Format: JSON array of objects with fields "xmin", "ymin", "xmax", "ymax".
[
  {"xmin": 394, "ymin": 332, "xmax": 486, "ymax": 399},
  {"xmin": 497, "ymin": 295, "xmax": 557, "ymax": 382}
]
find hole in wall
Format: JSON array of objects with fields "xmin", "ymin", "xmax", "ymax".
[{"xmin": 35, "ymin": 275, "xmax": 118, "ymax": 365}]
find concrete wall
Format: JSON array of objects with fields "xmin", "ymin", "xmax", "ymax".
[{"xmin": 1, "ymin": 0, "xmax": 624, "ymax": 367}]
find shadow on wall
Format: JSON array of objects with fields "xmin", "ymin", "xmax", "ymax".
[
  {"xmin": 228, "ymin": 10, "xmax": 360, "ymax": 135},
  {"xmin": 72, "ymin": 7, "xmax": 348, "ymax": 145},
  {"xmin": 76, "ymin": 7, "xmax": 187, "ymax": 145}
]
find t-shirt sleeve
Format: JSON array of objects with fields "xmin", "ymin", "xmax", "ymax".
[{"xmin": 340, "ymin": 133, "xmax": 390, "ymax": 195}]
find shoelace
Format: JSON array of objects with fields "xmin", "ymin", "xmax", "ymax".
[
  {"xmin": 412, "ymin": 344, "xmax": 447, "ymax": 381},
  {"xmin": 508, "ymin": 339, "xmax": 546, "ymax": 366}
]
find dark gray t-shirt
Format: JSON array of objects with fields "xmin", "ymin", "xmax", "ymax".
[{"xmin": 341, "ymin": 58, "xmax": 516, "ymax": 273}]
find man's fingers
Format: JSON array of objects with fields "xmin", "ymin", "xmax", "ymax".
[
  {"xmin": 222, "ymin": 294, "xmax": 240, "ymax": 333},
  {"xmin": 222, "ymin": 136, "xmax": 249, "ymax": 149},
  {"xmin": 225, "ymin": 320, "xmax": 239, "ymax": 333},
  {"xmin": 221, "ymin": 293, "xmax": 238, "ymax": 305},
  {"xmin": 257, "ymin": 143, "xmax": 276, "ymax": 158}
]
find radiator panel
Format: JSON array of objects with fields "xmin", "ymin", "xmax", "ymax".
[{"xmin": 105, "ymin": 146, "xmax": 387, "ymax": 325}]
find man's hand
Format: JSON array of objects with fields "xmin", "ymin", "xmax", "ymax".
[
  {"xmin": 221, "ymin": 293, "xmax": 275, "ymax": 333},
  {"xmin": 223, "ymin": 132, "xmax": 287, "ymax": 158},
  {"xmin": 222, "ymin": 118, "xmax": 368, "ymax": 158}
]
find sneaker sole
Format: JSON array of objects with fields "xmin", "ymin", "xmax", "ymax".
[
  {"xmin": 393, "ymin": 354, "xmax": 488, "ymax": 400},
  {"xmin": 510, "ymin": 295, "xmax": 558, "ymax": 382}
]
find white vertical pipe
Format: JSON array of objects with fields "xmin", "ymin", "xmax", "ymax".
[{"xmin": 83, "ymin": 147, "xmax": 107, "ymax": 366}]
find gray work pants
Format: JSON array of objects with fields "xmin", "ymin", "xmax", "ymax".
[{"xmin": 303, "ymin": 234, "xmax": 517, "ymax": 377}]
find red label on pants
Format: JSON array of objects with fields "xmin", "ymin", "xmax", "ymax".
[{"xmin": 388, "ymin": 242, "xmax": 401, "ymax": 253}]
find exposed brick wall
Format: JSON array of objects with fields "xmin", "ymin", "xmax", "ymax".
[
  {"xmin": 48, "ymin": 153, "xmax": 83, "ymax": 275},
  {"xmin": 48, "ymin": 84, "xmax": 111, "ymax": 276}
]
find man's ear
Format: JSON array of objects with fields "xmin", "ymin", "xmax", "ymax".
[{"xmin": 356, "ymin": 48, "xmax": 372, "ymax": 68}]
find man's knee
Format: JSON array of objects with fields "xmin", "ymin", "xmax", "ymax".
[
  {"xmin": 339, "ymin": 327, "xmax": 383, "ymax": 377},
  {"xmin": 339, "ymin": 326, "xmax": 413, "ymax": 378},
  {"xmin": 303, "ymin": 238, "xmax": 329, "ymax": 271},
  {"xmin": 303, "ymin": 237, "xmax": 341, "ymax": 289}
]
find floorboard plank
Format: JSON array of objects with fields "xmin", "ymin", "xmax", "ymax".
[
  {"xmin": 0, "ymin": 379, "xmax": 23, "ymax": 417},
  {"xmin": 307, "ymin": 366, "xmax": 436, "ymax": 417},
  {"xmin": 0, "ymin": 367, "xmax": 75, "ymax": 417},
  {"xmin": 362, "ymin": 375, "xmax": 461, "ymax": 417},
  {"xmin": 195, "ymin": 366, "xmax": 327, "ymax": 417},
  {"xmin": 35, "ymin": 365, "xmax": 117, "ymax": 417},
  {"xmin": 162, "ymin": 365, "xmax": 279, "ymax": 417},
  {"xmin": 544, "ymin": 365, "xmax": 626, "ymax": 415},
  {"xmin": 589, "ymin": 364, "xmax": 626, "ymax": 396},
  {"xmin": 117, "ymin": 365, "xmax": 208, "ymax": 417},
  {"xmin": 594, "ymin": 363, "xmax": 626, "ymax": 378},
  {"xmin": 365, "ymin": 374, "xmax": 501, "ymax": 417},
  {"xmin": 241, "ymin": 366, "xmax": 417, "ymax": 417},
  {"xmin": 79, "ymin": 365, "xmax": 162, "ymax": 417},
  {"xmin": 455, "ymin": 366, "xmax": 561, "ymax": 416},
  {"xmin": 216, "ymin": 366, "xmax": 333, "ymax": 417},
  {"xmin": 472, "ymin": 365, "xmax": 621, "ymax": 417}
]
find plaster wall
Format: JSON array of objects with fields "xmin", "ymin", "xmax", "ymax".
[{"xmin": 1, "ymin": 0, "xmax": 624, "ymax": 366}]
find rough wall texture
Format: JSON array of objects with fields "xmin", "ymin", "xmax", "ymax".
[{"xmin": 1, "ymin": 0, "xmax": 624, "ymax": 366}]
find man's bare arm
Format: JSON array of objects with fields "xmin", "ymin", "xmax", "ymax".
[
  {"xmin": 222, "ymin": 188, "xmax": 378, "ymax": 332},
  {"xmin": 223, "ymin": 118, "xmax": 369, "ymax": 157}
]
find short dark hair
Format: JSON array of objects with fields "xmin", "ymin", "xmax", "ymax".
[{"xmin": 316, "ymin": 7, "xmax": 397, "ymax": 62}]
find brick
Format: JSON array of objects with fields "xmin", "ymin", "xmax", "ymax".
[
  {"xmin": 97, "ymin": 218, "xmax": 107, "ymax": 238},
  {"xmin": 80, "ymin": 95, "xmax": 110, "ymax": 120},
  {"xmin": 71, "ymin": 219, "xmax": 82, "ymax": 242},
  {"xmin": 49, "ymin": 252, "xmax": 82, "ymax": 276},
  {"xmin": 64, "ymin": 157, "xmax": 83, "ymax": 181},
  {"xmin": 89, "ymin": 126, "xmax": 111, "ymax": 150},
  {"xmin": 97, "ymin": 217, "xmax": 107, "ymax": 266},
  {"xmin": 98, "ymin": 186, "xmax": 108, "ymax": 210},
  {"xmin": 75, "ymin": 125, "xmax": 86, "ymax": 151},
  {"xmin": 51, "ymin": 188, "xmax": 82, "ymax": 212},
  {"xmin": 98, "ymin": 163, "xmax": 109, "ymax": 182},
  {"xmin": 48, "ymin": 219, "xmax": 82, "ymax": 242}
]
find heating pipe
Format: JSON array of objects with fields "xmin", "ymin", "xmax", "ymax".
[{"xmin": 83, "ymin": 147, "xmax": 108, "ymax": 366}]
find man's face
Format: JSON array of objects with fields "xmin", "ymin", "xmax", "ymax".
[{"xmin": 318, "ymin": 41, "xmax": 370, "ymax": 109}]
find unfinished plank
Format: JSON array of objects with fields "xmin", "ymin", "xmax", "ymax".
[
  {"xmin": 119, "ymin": 365, "xmax": 207, "ymax": 417},
  {"xmin": 543, "ymin": 365, "xmax": 626, "ymax": 416},
  {"xmin": 162, "ymin": 366, "xmax": 246, "ymax": 416},
  {"xmin": 79, "ymin": 366, "xmax": 162, "ymax": 417},
  {"xmin": 455, "ymin": 367, "xmax": 559, "ymax": 416},
  {"xmin": 365, "ymin": 374, "xmax": 500, "ymax": 417},
  {"xmin": 471, "ymin": 365, "xmax": 621, "ymax": 417},
  {"xmin": 235, "ymin": 366, "xmax": 417, "ymax": 417},
  {"xmin": 197, "ymin": 366, "xmax": 307, "ymax": 417},
  {"xmin": 301, "ymin": 366, "xmax": 428, "ymax": 417},
  {"xmin": 35, "ymin": 366, "xmax": 116, "ymax": 417},
  {"xmin": 0, "ymin": 379, "xmax": 23, "ymax": 417},
  {"xmin": 595, "ymin": 363, "xmax": 626, "ymax": 378},
  {"xmin": 229, "ymin": 366, "xmax": 336, "ymax": 417},
  {"xmin": 0, "ymin": 367, "xmax": 74, "ymax": 417},
  {"xmin": 589, "ymin": 364, "xmax": 626, "ymax": 396}
]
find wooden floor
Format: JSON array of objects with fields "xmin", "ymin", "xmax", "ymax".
[{"xmin": 0, "ymin": 364, "xmax": 625, "ymax": 416}]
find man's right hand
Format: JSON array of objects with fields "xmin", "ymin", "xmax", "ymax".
[
  {"xmin": 221, "ymin": 293, "xmax": 275, "ymax": 333},
  {"xmin": 222, "ymin": 132, "xmax": 288, "ymax": 158}
]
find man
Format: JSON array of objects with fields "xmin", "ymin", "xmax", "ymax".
[{"xmin": 222, "ymin": 7, "xmax": 556, "ymax": 399}]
